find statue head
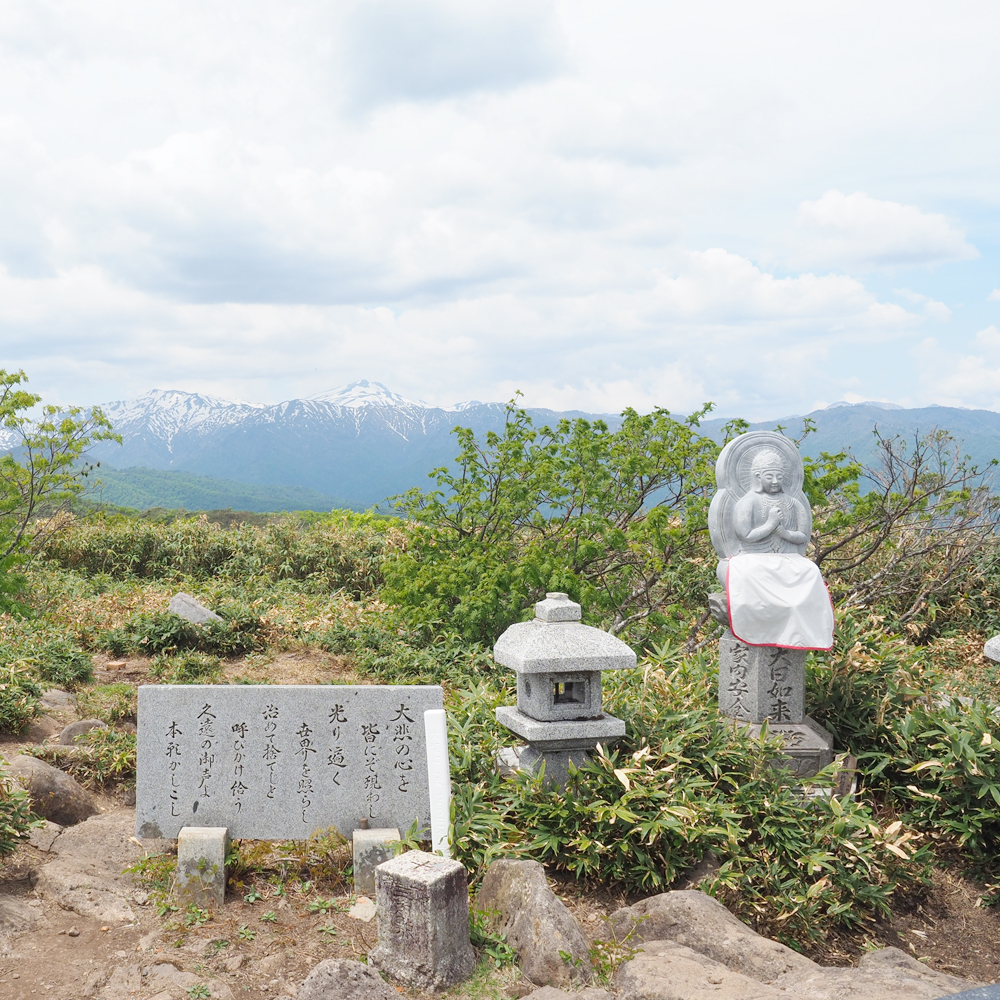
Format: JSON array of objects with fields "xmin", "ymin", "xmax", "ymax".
[{"xmin": 750, "ymin": 448, "xmax": 786, "ymax": 494}]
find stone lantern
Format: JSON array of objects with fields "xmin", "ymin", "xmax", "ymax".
[{"xmin": 493, "ymin": 592, "xmax": 636, "ymax": 786}]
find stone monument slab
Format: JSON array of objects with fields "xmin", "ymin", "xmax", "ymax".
[
  {"xmin": 718, "ymin": 631, "xmax": 806, "ymax": 724},
  {"xmin": 136, "ymin": 684, "xmax": 443, "ymax": 840}
]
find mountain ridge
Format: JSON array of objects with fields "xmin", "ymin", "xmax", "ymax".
[{"xmin": 8, "ymin": 381, "xmax": 1000, "ymax": 510}]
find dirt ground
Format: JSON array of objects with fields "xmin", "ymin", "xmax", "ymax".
[{"xmin": 2, "ymin": 653, "xmax": 1000, "ymax": 998}]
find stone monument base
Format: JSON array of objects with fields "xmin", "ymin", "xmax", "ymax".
[{"xmin": 731, "ymin": 714, "xmax": 835, "ymax": 779}]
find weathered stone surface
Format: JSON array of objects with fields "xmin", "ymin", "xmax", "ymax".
[
  {"xmin": 475, "ymin": 858, "xmax": 590, "ymax": 987},
  {"xmin": 736, "ymin": 716, "xmax": 836, "ymax": 778},
  {"xmin": 985, "ymin": 634, "xmax": 1000, "ymax": 663},
  {"xmin": 169, "ymin": 592, "xmax": 222, "ymax": 624},
  {"xmin": 774, "ymin": 945, "xmax": 979, "ymax": 1000},
  {"xmin": 613, "ymin": 933, "xmax": 980, "ymax": 1000},
  {"xmin": 4, "ymin": 753, "xmax": 99, "ymax": 826},
  {"xmin": 495, "ymin": 705, "xmax": 625, "ymax": 746},
  {"xmin": 136, "ymin": 684, "xmax": 443, "ymax": 839},
  {"xmin": 33, "ymin": 813, "xmax": 140, "ymax": 924},
  {"xmin": 352, "ymin": 827, "xmax": 399, "ymax": 896},
  {"xmin": 522, "ymin": 989, "xmax": 613, "ymax": 1000},
  {"xmin": 40, "ymin": 688, "xmax": 76, "ymax": 711},
  {"xmin": 493, "ymin": 614, "xmax": 636, "ymax": 674},
  {"xmin": 516, "ymin": 669, "xmax": 604, "ymax": 722},
  {"xmin": 0, "ymin": 895, "xmax": 44, "ymax": 934},
  {"xmin": 718, "ymin": 632, "xmax": 806, "ymax": 724},
  {"xmin": 175, "ymin": 826, "xmax": 228, "ymax": 910},
  {"xmin": 297, "ymin": 958, "xmax": 399, "ymax": 1000},
  {"xmin": 58, "ymin": 718, "xmax": 108, "ymax": 745},
  {"xmin": 608, "ymin": 890, "xmax": 817, "ymax": 983},
  {"xmin": 615, "ymin": 941, "xmax": 780, "ymax": 1000},
  {"xmin": 370, "ymin": 850, "xmax": 475, "ymax": 991},
  {"xmin": 27, "ymin": 819, "xmax": 63, "ymax": 852}
]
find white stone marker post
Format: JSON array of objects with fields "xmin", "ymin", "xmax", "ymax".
[
  {"xmin": 175, "ymin": 826, "xmax": 229, "ymax": 910},
  {"xmin": 369, "ymin": 850, "xmax": 475, "ymax": 991},
  {"xmin": 424, "ymin": 708, "xmax": 452, "ymax": 858}
]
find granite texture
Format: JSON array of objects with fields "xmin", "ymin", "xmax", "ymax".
[
  {"xmin": 353, "ymin": 827, "xmax": 399, "ymax": 896},
  {"xmin": 985, "ymin": 635, "xmax": 1000, "ymax": 663},
  {"xmin": 494, "ymin": 620, "xmax": 636, "ymax": 674},
  {"xmin": 369, "ymin": 850, "xmax": 475, "ymax": 991},
  {"xmin": 168, "ymin": 592, "xmax": 221, "ymax": 624},
  {"xmin": 136, "ymin": 684, "xmax": 443, "ymax": 840},
  {"xmin": 534, "ymin": 592, "xmax": 583, "ymax": 622},
  {"xmin": 709, "ymin": 431, "xmax": 812, "ymax": 561},
  {"xmin": 718, "ymin": 632, "xmax": 806, "ymax": 725},
  {"xmin": 176, "ymin": 826, "xmax": 228, "ymax": 910},
  {"xmin": 516, "ymin": 670, "xmax": 603, "ymax": 722},
  {"xmin": 495, "ymin": 705, "xmax": 624, "ymax": 747}
]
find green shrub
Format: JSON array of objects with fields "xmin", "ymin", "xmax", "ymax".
[
  {"xmin": 40, "ymin": 511, "xmax": 394, "ymax": 597},
  {"xmin": 26, "ymin": 728, "xmax": 137, "ymax": 789},
  {"xmin": 0, "ymin": 664, "xmax": 42, "ymax": 733},
  {"xmin": 103, "ymin": 607, "xmax": 262, "ymax": 658},
  {"xmin": 26, "ymin": 638, "xmax": 93, "ymax": 688},
  {"xmin": 0, "ymin": 770, "xmax": 37, "ymax": 857},
  {"xmin": 151, "ymin": 651, "xmax": 222, "ymax": 683},
  {"xmin": 863, "ymin": 698, "xmax": 1000, "ymax": 856},
  {"xmin": 76, "ymin": 683, "xmax": 137, "ymax": 724},
  {"xmin": 806, "ymin": 611, "xmax": 944, "ymax": 756}
]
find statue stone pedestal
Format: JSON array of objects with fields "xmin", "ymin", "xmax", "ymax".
[{"xmin": 718, "ymin": 627, "xmax": 833, "ymax": 778}]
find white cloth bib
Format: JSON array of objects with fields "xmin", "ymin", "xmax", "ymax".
[{"xmin": 726, "ymin": 553, "xmax": 834, "ymax": 650}]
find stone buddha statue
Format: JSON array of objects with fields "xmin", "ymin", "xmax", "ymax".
[{"xmin": 733, "ymin": 448, "xmax": 809, "ymax": 554}]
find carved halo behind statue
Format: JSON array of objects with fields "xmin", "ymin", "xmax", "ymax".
[{"xmin": 709, "ymin": 431, "xmax": 834, "ymax": 651}]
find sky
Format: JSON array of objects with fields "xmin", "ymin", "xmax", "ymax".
[{"xmin": 2, "ymin": 0, "xmax": 1000, "ymax": 420}]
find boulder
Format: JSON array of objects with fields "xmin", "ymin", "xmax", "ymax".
[
  {"xmin": 33, "ymin": 813, "xmax": 142, "ymax": 924},
  {"xmin": 773, "ymin": 945, "xmax": 978, "ymax": 1000},
  {"xmin": 608, "ymin": 889, "xmax": 817, "ymax": 983},
  {"xmin": 169, "ymin": 592, "xmax": 221, "ymax": 624},
  {"xmin": 615, "ymin": 941, "xmax": 781, "ymax": 1000},
  {"xmin": 296, "ymin": 958, "xmax": 399, "ymax": 1000},
  {"xmin": 475, "ymin": 858, "xmax": 590, "ymax": 986},
  {"xmin": 0, "ymin": 895, "xmax": 44, "ymax": 934},
  {"xmin": 614, "ymin": 939, "xmax": 981, "ymax": 1000},
  {"xmin": 4, "ymin": 754, "xmax": 99, "ymax": 826},
  {"xmin": 27, "ymin": 819, "xmax": 63, "ymax": 852},
  {"xmin": 59, "ymin": 719, "xmax": 108, "ymax": 745},
  {"xmin": 40, "ymin": 689, "xmax": 76, "ymax": 711}
]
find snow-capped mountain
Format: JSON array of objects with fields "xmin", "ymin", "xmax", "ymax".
[
  {"xmin": 12, "ymin": 382, "xmax": 998, "ymax": 510},
  {"xmin": 85, "ymin": 382, "xmax": 528, "ymax": 506}
]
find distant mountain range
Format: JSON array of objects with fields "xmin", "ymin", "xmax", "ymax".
[{"xmin": 16, "ymin": 380, "xmax": 1000, "ymax": 512}]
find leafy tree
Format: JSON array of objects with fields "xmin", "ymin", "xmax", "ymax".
[
  {"xmin": 0, "ymin": 369, "xmax": 118, "ymax": 609},
  {"xmin": 384, "ymin": 398, "xmax": 745, "ymax": 644}
]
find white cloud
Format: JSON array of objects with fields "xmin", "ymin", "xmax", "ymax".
[
  {"xmin": 989, "ymin": 289, "xmax": 1000, "ymax": 302},
  {"xmin": 914, "ymin": 328, "xmax": 1000, "ymax": 409},
  {"xmin": 791, "ymin": 191, "xmax": 977, "ymax": 270}
]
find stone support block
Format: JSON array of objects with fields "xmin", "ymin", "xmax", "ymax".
[
  {"xmin": 369, "ymin": 850, "xmax": 475, "ymax": 991},
  {"xmin": 175, "ymin": 826, "xmax": 228, "ymax": 911},
  {"xmin": 352, "ymin": 827, "xmax": 399, "ymax": 896},
  {"xmin": 736, "ymin": 716, "xmax": 835, "ymax": 779},
  {"xmin": 718, "ymin": 632, "xmax": 805, "ymax": 725}
]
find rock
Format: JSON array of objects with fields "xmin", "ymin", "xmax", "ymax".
[
  {"xmin": 33, "ymin": 813, "xmax": 142, "ymax": 924},
  {"xmin": 3, "ymin": 754, "xmax": 99, "ymax": 826},
  {"xmin": 984, "ymin": 635, "xmax": 1000, "ymax": 662},
  {"xmin": 24, "ymin": 715, "xmax": 63, "ymax": 743},
  {"xmin": 40, "ymin": 689, "xmax": 76, "ymax": 711},
  {"xmin": 58, "ymin": 719, "xmax": 108, "ymax": 745},
  {"xmin": 614, "ymin": 939, "xmax": 981, "ymax": 1000},
  {"xmin": 615, "ymin": 941, "xmax": 780, "ymax": 1000},
  {"xmin": 608, "ymin": 890, "xmax": 817, "ymax": 982},
  {"xmin": 296, "ymin": 958, "xmax": 399, "ymax": 1000},
  {"xmin": 103, "ymin": 964, "xmax": 142, "ymax": 999},
  {"xmin": 475, "ymin": 858, "xmax": 590, "ymax": 986},
  {"xmin": 225, "ymin": 954, "xmax": 244, "ymax": 972},
  {"xmin": 777, "ymin": 945, "xmax": 978, "ymax": 998},
  {"xmin": 0, "ymin": 895, "xmax": 44, "ymax": 934},
  {"xmin": 27, "ymin": 819, "xmax": 63, "ymax": 852},
  {"xmin": 169, "ymin": 592, "xmax": 222, "ymax": 624},
  {"xmin": 148, "ymin": 962, "xmax": 201, "ymax": 988},
  {"xmin": 348, "ymin": 895, "xmax": 376, "ymax": 921},
  {"xmin": 523, "ymin": 989, "xmax": 614, "ymax": 1000}
]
